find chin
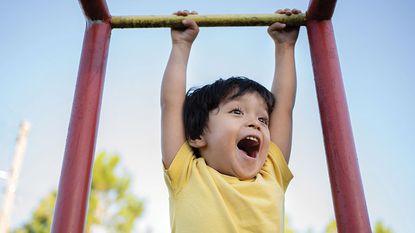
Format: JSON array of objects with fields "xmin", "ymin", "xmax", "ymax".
[{"xmin": 236, "ymin": 169, "xmax": 260, "ymax": 180}]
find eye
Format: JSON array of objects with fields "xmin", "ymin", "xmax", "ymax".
[
  {"xmin": 230, "ymin": 108, "xmax": 243, "ymax": 115},
  {"xmin": 258, "ymin": 117, "xmax": 269, "ymax": 126}
]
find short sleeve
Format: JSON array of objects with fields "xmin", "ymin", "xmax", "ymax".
[
  {"xmin": 266, "ymin": 142, "xmax": 293, "ymax": 192},
  {"xmin": 164, "ymin": 142, "xmax": 195, "ymax": 195}
]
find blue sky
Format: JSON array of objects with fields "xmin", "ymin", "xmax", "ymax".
[{"xmin": 1, "ymin": 0, "xmax": 414, "ymax": 232}]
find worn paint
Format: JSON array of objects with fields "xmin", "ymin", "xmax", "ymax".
[
  {"xmin": 307, "ymin": 0, "xmax": 337, "ymax": 20},
  {"xmin": 79, "ymin": 0, "xmax": 111, "ymax": 21},
  {"xmin": 111, "ymin": 13, "xmax": 306, "ymax": 29},
  {"xmin": 307, "ymin": 19, "xmax": 372, "ymax": 233},
  {"xmin": 51, "ymin": 22, "xmax": 111, "ymax": 233}
]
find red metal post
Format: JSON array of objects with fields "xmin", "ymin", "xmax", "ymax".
[
  {"xmin": 51, "ymin": 1, "xmax": 111, "ymax": 232},
  {"xmin": 79, "ymin": 0, "xmax": 111, "ymax": 21},
  {"xmin": 307, "ymin": 19, "xmax": 371, "ymax": 233},
  {"xmin": 306, "ymin": 0, "xmax": 337, "ymax": 20},
  {"xmin": 51, "ymin": 21, "xmax": 111, "ymax": 232}
]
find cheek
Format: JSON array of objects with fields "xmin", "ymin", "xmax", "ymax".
[
  {"xmin": 214, "ymin": 128, "xmax": 232, "ymax": 141},
  {"xmin": 262, "ymin": 128, "xmax": 271, "ymax": 140},
  {"xmin": 211, "ymin": 126, "xmax": 238, "ymax": 145}
]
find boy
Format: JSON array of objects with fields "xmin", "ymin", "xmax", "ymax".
[{"xmin": 161, "ymin": 9, "xmax": 300, "ymax": 233}]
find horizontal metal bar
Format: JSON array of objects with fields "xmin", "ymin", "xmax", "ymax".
[{"xmin": 111, "ymin": 13, "xmax": 306, "ymax": 28}]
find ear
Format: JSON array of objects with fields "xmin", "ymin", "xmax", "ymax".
[{"xmin": 188, "ymin": 136, "xmax": 207, "ymax": 148}]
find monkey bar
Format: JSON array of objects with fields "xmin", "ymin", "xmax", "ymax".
[
  {"xmin": 110, "ymin": 13, "xmax": 306, "ymax": 28},
  {"xmin": 51, "ymin": 0, "xmax": 372, "ymax": 232}
]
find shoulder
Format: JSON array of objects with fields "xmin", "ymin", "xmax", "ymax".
[
  {"xmin": 165, "ymin": 142, "xmax": 194, "ymax": 171},
  {"xmin": 263, "ymin": 142, "xmax": 293, "ymax": 191},
  {"xmin": 164, "ymin": 142, "xmax": 198, "ymax": 194}
]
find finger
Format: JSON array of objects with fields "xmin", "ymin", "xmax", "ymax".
[
  {"xmin": 282, "ymin": 8, "xmax": 292, "ymax": 16},
  {"xmin": 268, "ymin": 22, "xmax": 286, "ymax": 31},
  {"xmin": 176, "ymin": 10, "xmax": 189, "ymax": 16},
  {"xmin": 292, "ymin": 8, "xmax": 301, "ymax": 14},
  {"xmin": 182, "ymin": 19, "xmax": 198, "ymax": 29}
]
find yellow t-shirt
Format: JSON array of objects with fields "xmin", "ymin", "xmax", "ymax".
[{"xmin": 164, "ymin": 142, "xmax": 293, "ymax": 233}]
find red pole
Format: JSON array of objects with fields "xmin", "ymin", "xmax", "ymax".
[
  {"xmin": 306, "ymin": 19, "xmax": 371, "ymax": 233},
  {"xmin": 307, "ymin": 0, "xmax": 337, "ymax": 20},
  {"xmin": 51, "ymin": 21, "xmax": 111, "ymax": 232},
  {"xmin": 79, "ymin": 0, "xmax": 111, "ymax": 21}
]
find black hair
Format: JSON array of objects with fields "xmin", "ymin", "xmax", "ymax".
[{"xmin": 183, "ymin": 76, "xmax": 275, "ymax": 156}]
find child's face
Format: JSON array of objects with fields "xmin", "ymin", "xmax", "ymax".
[{"xmin": 195, "ymin": 92, "xmax": 271, "ymax": 180}]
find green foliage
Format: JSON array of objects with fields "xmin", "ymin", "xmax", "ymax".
[
  {"xmin": 14, "ymin": 152, "xmax": 143, "ymax": 233},
  {"xmin": 14, "ymin": 192, "xmax": 56, "ymax": 233},
  {"xmin": 320, "ymin": 219, "xmax": 394, "ymax": 233},
  {"xmin": 324, "ymin": 219, "xmax": 337, "ymax": 233},
  {"xmin": 374, "ymin": 221, "xmax": 393, "ymax": 233},
  {"xmin": 284, "ymin": 215, "xmax": 296, "ymax": 233},
  {"xmin": 86, "ymin": 152, "xmax": 144, "ymax": 233},
  {"xmin": 282, "ymin": 218, "xmax": 394, "ymax": 233}
]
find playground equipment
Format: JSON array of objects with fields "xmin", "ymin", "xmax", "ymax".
[{"xmin": 51, "ymin": 1, "xmax": 372, "ymax": 232}]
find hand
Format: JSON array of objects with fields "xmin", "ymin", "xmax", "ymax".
[
  {"xmin": 268, "ymin": 9, "xmax": 301, "ymax": 46},
  {"xmin": 171, "ymin": 10, "xmax": 200, "ymax": 46}
]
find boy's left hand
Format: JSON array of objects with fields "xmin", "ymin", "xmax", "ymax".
[
  {"xmin": 268, "ymin": 9, "xmax": 301, "ymax": 46},
  {"xmin": 171, "ymin": 10, "xmax": 200, "ymax": 46}
]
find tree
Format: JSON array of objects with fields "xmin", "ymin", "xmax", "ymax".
[
  {"xmin": 321, "ymin": 219, "xmax": 394, "ymax": 233},
  {"xmin": 324, "ymin": 219, "xmax": 337, "ymax": 233},
  {"xmin": 14, "ymin": 152, "xmax": 144, "ymax": 233},
  {"xmin": 374, "ymin": 221, "xmax": 393, "ymax": 233},
  {"xmin": 14, "ymin": 192, "xmax": 56, "ymax": 233}
]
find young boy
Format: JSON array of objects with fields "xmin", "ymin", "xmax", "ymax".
[{"xmin": 161, "ymin": 9, "xmax": 300, "ymax": 233}]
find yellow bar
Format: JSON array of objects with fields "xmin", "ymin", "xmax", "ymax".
[{"xmin": 111, "ymin": 13, "xmax": 306, "ymax": 28}]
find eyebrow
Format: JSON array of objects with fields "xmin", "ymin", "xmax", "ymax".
[{"xmin": 222, "ymin": 99, "xmax": 269, "ymax": 114}]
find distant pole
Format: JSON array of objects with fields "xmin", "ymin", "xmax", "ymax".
[{"xmin": 0, "ymin": 121, "xmax": 31, "ymax": 233}]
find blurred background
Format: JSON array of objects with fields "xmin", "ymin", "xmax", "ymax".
[{"xmin": 1, "ymin": 0, "xmax": 414, "ymax": 232}]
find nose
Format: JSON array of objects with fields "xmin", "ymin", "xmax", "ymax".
[
  {"xmin": 248, "ymin": 121, "xmax": 260, "ymax": 130},
  {"xmin": 246, "ymin": 113, "xmax": 261, "ymax": 130}
]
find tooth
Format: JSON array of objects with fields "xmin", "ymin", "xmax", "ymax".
[{"xmin": 246, "ymin": 136, "xmax": 258, "ymax": 142}]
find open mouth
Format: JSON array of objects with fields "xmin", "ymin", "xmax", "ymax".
[{"xmin": 237, "ymin": 136, "xmax": 260, "ymax": 158}]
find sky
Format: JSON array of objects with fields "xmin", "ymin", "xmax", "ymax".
[{"xmin": 1, "ymin": 0, "xmax": 414, "ymax": 232}]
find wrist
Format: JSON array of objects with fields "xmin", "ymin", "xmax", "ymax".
[
  {"xmin": 275, "ymin": 43, "xmax": 296, "ymax": 56},
  {"xmin": 275, "ymin": 41, "xmax": 296, "ymax": 50},
  {"xmin": 172, "ymin": 40, "xmax": 193, "ymax": 49},
  {"xmin": 171, "ymin": 42, "xmax": 192, "ymax": 58},
  {"xmin": 275, "ymin": 43, "xmax": 295, "ymax": 59}
]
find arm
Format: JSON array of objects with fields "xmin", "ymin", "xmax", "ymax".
[
  {"xmin": 268, "ymin": 9, "xmax": 301, "ymax": 163},
  {"xmin": 161, "ymin": 11, "xmax": 199, "ymax": 168}
]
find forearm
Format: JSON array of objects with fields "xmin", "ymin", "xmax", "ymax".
[
  {"xmin": 160, "ymin": 15, "xmax": 199, "ymax": 167},
  {"xmin": 267, "ymin": 9, "xmax": 299, "ymax": 162},
  {"xmin": 269, "ymin": 44, "xmax": 297, "ymax": 162},
  {"xmin": 161, "ymin": 43, "xmax": 192, "ymax": 109},
  {"xmin": 271, "ymin": 44, "xmax": 297, "ymax": 112},
  {"xmin": 160, "ymin": 43, "xmax": 192, "ymax": 167}
]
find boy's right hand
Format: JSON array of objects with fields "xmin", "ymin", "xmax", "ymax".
[
  {"xmin": 171, "ymin": 10, "xmax": 200, "ymax": 46},
  {"xmin": 268, "ymin": 9, "xmax": 301, "ymax": 46}
]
